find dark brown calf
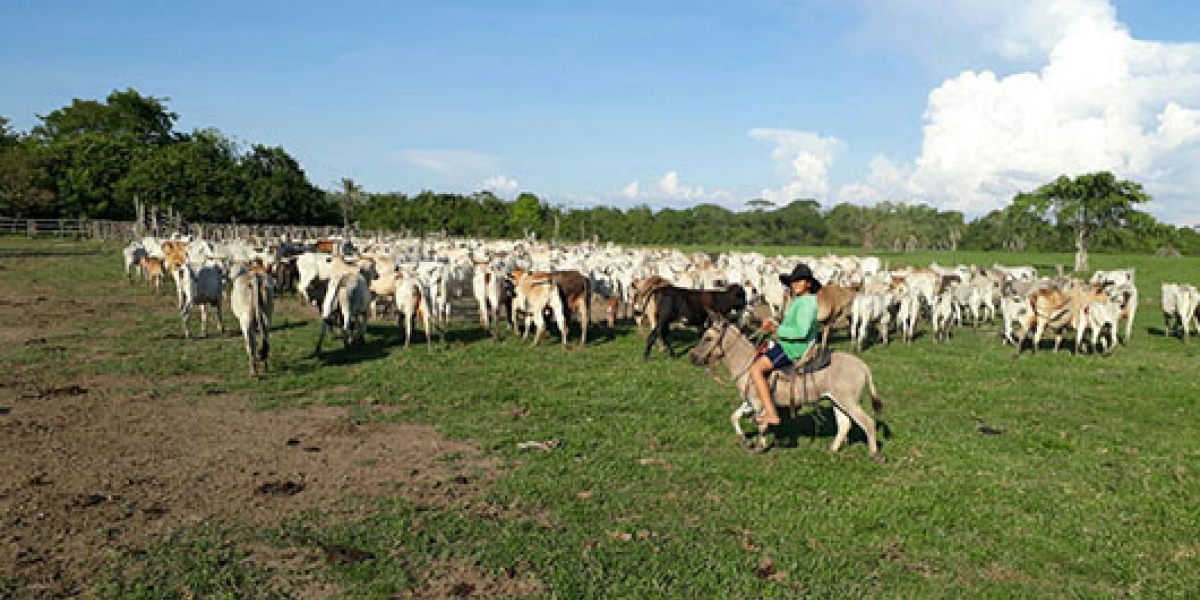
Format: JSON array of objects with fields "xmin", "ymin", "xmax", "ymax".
[{"xmin": 643, "ymin": 284, "xmax": 747, "ymax": 360}]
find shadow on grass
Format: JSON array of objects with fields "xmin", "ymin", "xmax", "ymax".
[{"xmin": 759, "ymin": 404, "xmax": 893, "ymax": 452}]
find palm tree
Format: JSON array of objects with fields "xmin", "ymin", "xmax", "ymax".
[{"xmin": 334, "ymin": 178, "xmax": 363, "ymax": 231}]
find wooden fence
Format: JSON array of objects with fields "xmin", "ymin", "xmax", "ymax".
[
  {"xmin": 1, "ymin": 216, "xmax": 423, "ymax": 243},
  {"xmin": 0, "ymin": 217, "xmax": 89, "ymax": 238}
]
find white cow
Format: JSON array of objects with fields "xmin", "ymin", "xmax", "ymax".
[
  {"xmin": 229, "ymin": 269, "xmax": 274, "ymax": 377},
  {"xmin": 178, "ymin": 262, "xmax": 226, "ymax": 338},
  {"xmin": 1075, "ymin": 300, "xmax": 1120, "ymax": 354},
  {"xmin": 896, "ymin": 289, "xmax": 922, "ymax": 344},
  {"xmin": 122, "ymin": 241, "xmax": 147, "ymax": 281},
  {"xmin": 931, "ymin": 291, "xmax": 959, "ymax": 343},
  {"xmin": 850, "ymin": 292, "xmax": 891, "ymax": 351},
  {"xmin": 1175, "ymin": 284, "xmax": 1200, "ymax": 341},
  {"xmin": 999, "ymin": 295, "xmax": 1030, "ymax": 345},
  {"xmin": 395, "ymin": 267, "xmax": 438, "ymax": 351},
  {"xmin": 312, "ymin": 270, "xmax": 370, "ymax": 355}
]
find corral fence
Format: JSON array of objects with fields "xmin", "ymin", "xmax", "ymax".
[
  {"xmin": 0, "ymin": 217, "xmax": 89, "ymax": 238},
  {"xmin": 1, "ymin": 217, "xmax": 422, "ymax": 244}
]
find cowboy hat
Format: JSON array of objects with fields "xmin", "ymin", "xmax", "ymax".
[{"xmin": 779, "ymin": 263, "xmax": 822, "ymax": 292}]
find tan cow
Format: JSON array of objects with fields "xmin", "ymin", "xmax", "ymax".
[
  {"xmin": 139, "ymin": 256, "xmax": 166, "ymax": 295},
  {"xmin": 1015, "ymin": 283, "xmax": 1109, "ymax": 354},
  {"xmin": 816, "ymin": 284, "xmax": 859, "ymax": 348}
]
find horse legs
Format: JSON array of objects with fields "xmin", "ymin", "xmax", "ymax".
[
  {"xmin": 830, "ymin": 405, "xmax": 852, "ymax": 453},
  {"xmin": 833, "ymin": 398, "xmax": 880, "ymax": 458},
  {"xmin": 730, "ymin": 400, "xmax": 754, "ymax": 439}
]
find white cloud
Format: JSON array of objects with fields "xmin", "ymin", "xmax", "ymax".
[
  {"xmin": 392, "ymin": 149, "xmax": 495, "ymax": 177},
  {"xmin": 481, "ymin": 174, "xmax": 520, "ymax": 197},
  {"xmin": 618, "ymin": 170, "xmax": 733, "ymax": 207},
  {"xmin": 748, "ymin": 128, "xmax": 844, "ymax": 204},
  {"xmin": 839, "ymin": 0, "xmax": 1200, "ymax": 222}
]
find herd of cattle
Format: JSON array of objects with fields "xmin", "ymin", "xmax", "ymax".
[{"xmin": 118, "ymin": 234, "xmax": 1199, "ymax": 377}]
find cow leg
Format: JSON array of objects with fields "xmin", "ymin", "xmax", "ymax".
[
  {"xmin": 244, "ymin": 328, "xmax": 258, "ymax": 377},
  {"xmin": 200, "ymin": 305, "xmax": 209, "ymax": 338},
  {"xmin": 659, "ymin": 323, "xmax": 677, "ymax": 358},
  {"xmin": 422, "ymin": 309, "xmax": 433, "ymax": 353},
  {"xmin": 312, "ymin": 321, "xmax": 328, "ymax": 357},
  {"xmin": 643, "ymin": 327, "xmax": 659, "ymax": 361},
  {"xmin": 216, "ymin": 301, "xmax": 225, "ymax": 334}
]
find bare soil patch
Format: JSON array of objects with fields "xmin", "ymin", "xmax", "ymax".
[
  {"xmin": 0, "ymin": 246, "xmax": 524, "ymax": 599},
  {"xmin": 0, "ymin": 390, "xmax": 498, "ymax": 598}
]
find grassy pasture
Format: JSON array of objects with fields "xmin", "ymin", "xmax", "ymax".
[{"xmin": 1, "ymin": 237, "xmax": 1198, "ymax": 599}]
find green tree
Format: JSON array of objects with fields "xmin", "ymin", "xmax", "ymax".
[
  {"xmin": 0, "ymin": 116, "xmax": 19, "ymax": 149},
  {"xmin": 332, "ymin": 178, "xmax": 364, "ymax": 229},
  {"xmin": 509, "ymin": 193, "xmax": 542, "ymax": 236},
  {"xmin": 33, "ymin": 89, "xmax": 177, "ymax": 146},
  {"xmin": 1013, "ymin": 172, "xmax": 1151, "ymax": 272},
  {"xmin": 0, "ymin": 144, "xmax": 56, "ymax": 217},
  {"xmin": 115, "ymin": 129, "xmax": 243, "ymax": 222},
  {"xmin": 241, "ymin": 145, "xmax": 335, "ymax": 224}
]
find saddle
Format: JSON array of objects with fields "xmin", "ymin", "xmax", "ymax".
[
  {"xmin": 792, "ymin": 345, "xmax": 833, "ymax": 375},
  {"xmin": 766, "ymin": 344, "xmax": 833, "ymax": 418}
]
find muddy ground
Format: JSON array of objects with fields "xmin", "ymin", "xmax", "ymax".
[{"xmin": 0, "ymin": 245, "xmax": 537, "ymax": 599}]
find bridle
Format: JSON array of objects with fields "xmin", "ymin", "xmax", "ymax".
[{"xmin": 696, "ymin": 319, "xmax": 758, "ymax": 385}]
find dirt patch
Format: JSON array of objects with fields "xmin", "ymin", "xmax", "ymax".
[
  {"xmin": 399, "ymin": 558, "xmax": 545, "ymax": 600},
  {"xmin": 0, "ymin": 390, "xmax": 500, "ymax": 598}
]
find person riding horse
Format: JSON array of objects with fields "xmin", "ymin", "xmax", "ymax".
[{"xmin": 751, "ymin": 264, "xmax": 822, "ymax": 426}]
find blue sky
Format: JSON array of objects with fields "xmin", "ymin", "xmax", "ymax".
[{"xmin": 3, "ymin": 0, "xmax": 1199, "ymax": 223}]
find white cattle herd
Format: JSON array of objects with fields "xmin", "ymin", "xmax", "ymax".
[{"xmin": 119, "ymin": 233, "xmax": 1196, "ymax": 377}]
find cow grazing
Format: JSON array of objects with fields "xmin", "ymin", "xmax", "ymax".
[
  {"xmin": 230, "ymin": 270, "xmax": 273, "ymax": 376},
  {"xmin": 642, "ymin": 284, "xmax": 746, "ymax": 360},
  {"xmin": 178, "ymin": 262, "xmax": 226, "ymax": 338}
]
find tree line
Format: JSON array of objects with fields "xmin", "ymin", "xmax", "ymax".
[{"xmin": 3, "ymin": 89, "xmax": 1199, "ymax": 259}]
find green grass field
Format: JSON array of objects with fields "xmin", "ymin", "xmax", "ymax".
[{"xmin": 2, "ymin": 237, "xmax": 1198, "ymax": 599}]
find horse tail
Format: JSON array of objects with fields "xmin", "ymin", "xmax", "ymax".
[{"xmin": 865, "ymin": 362, "xmax": 883, "ymax": 414}]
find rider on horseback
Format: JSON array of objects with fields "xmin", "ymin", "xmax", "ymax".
[{"xmin": 752, "ymin": 264, "xmax": 822, "ymax": 425}]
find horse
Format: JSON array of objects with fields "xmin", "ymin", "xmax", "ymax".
[{"xmin": 689, "ymin": 313, "xmax": 884, "ymax": 459}]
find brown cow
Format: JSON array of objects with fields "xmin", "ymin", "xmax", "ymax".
[
  {"xmin": 550, "ymin": 270, "xmax": 592, "ymax": 347},
  {"xmin": 1015, "ymin": 283, "xmax": 1109, "ymax": 354},
  {"xmin": 815, "ymin": 284, "xmax": 859, "ymax": 348},
  {"xmin": 139, "ymin": 256, "xmax": 166, "ymax": 295}
]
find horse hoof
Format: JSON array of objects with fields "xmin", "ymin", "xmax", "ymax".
[{"xmin": 871, "ymin": 454, "xmax": 887, "ymax": 464}]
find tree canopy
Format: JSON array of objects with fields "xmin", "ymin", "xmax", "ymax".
[
  {"xmin": 3, "ymin": 89, "xmax": 1199, "ymax": 258},
  {"xmin": 1013, "ymin": 172, "xmax": 1151, "ymax": 270}
]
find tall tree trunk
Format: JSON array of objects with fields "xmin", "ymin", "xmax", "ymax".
[{"xmin": 1074, "ymin": 227, "xmax": 1088, "ymax": 273}]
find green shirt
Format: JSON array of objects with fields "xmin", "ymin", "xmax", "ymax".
[{"xmin": 777, "ymin": 294, "xmax": 818, "ymax": 360}]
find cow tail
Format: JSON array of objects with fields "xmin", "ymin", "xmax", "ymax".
[{"xmin": 322, "ymin": 273, "xmax": 344, "ymax": 322}]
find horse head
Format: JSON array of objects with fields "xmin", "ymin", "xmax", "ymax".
[{"xmin": 689, "ymin": 310, "xmax": 729, "ymax": 367}]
